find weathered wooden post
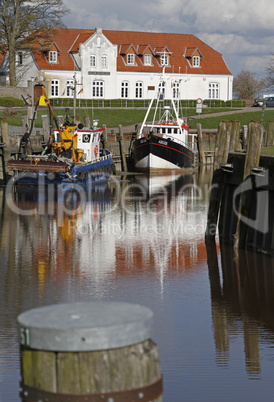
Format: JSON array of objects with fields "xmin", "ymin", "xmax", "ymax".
[
  {"xmin": 213, "ymin": 121, "xmax": 231, "ymax": 171},
  {"xmin": 41, "ymin": 114, "xmax": 50, "ymax": 142},
  {"xmin": 118, "ymin": 125, "xmax": 127, "ymax": 172},
  {"xmin": 265, "ymin": 121, "xmax": 274, "ymax": 146},
  {"xmin": 241, "ymin": 125, "xmax": 248, "ymax": 150},
  {"xmin": 102, "ymin": 124, "xmax": 108, "ymax": 141},
  {"xmin": 206, "ymin": 121, "xmax": 233, "ymax": 238},
  {"xmin": 196, "ymin": 123, "xmax": 205, "ymax": 164},
  {"xmin": 83, "ymin": 115, "xmax": 90, "ymax": 128},
  {"xmin": 229, "ymin": 121, "xmax": 241, "ymax": 152},
  {"xmin": 234, "ymin": 121, "xmax": 263, "ymax": 250},
  {"xmin": 18, "ymin": 302, "xmax": 162, "ymax": 401}
]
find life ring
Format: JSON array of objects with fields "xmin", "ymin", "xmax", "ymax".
[
  {"xmin": 94, "ymin": 144, "xmax": 99, "ymax": 156},
  {"xmin": 30, "ymin": 158, "xmax": 39, "ymax": 166}
]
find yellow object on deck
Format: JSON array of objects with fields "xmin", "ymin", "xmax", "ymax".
[{"xmin": 39, "ymin": 95, "xmax": 47, "ymax": 106}]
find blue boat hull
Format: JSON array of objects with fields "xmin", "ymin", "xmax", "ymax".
[{"xmin": 13, "ymin": 156, "xmax": 115, "ymax": 186}]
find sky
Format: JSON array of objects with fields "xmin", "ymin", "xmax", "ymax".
[{"xmin": 63, "ymin": 0, "xmax": 274, "ymax": 79}]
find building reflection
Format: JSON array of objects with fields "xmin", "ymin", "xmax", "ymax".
[
  {"xmin": 0, "ymin": 170, "xmax": 212, "ymax": 303},
  {"xmin": 206, "ymin": 238, "xmax": 274, "ymax": 379}
]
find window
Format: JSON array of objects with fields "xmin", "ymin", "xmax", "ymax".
[
  {"xmin": 136, "ymin": 82, "xmax": 143, "ymax": 98},
  {"xmin": 17, "ymin": 52, "xmax": 23, "ymax": 65},
  {"xmin": 209, "ymin": 83, "xmax": 219, "ymax": 99},
  {"xmin": 51, "ymin": 79, "xmax": 59, "ymax": 97},
  {"xmin": 127, "ymin": 54, "xmax": 135, "ymax": 65},
  {"xmin": 90, "ymin": 55, "xmax": 96, "ymax": 67},
  {"xmin": 49, "ymin": 51, "xmax": 57, "ymax": 63},
  {"xmin": 93, "ymin": 80, "xmax": 104, "ymax": 98},
  {"xmin": 193, "ymin": 56, "xmax": 200, "ymax": 67},
  {"xmin": 121, "ymin": 81, "xmax": 129, "ymax": 98},
  {"xmin": 172, "ymin": 81, "xmax": 180, "ymax": 99},
  {"xmin": 144, "ymin": 54, "xmax": 151, "ymax": 66},
  {"xmin": 66, "ymin": 80, "xmax": 74, "ymax": 97},
  {"xmin": 158, "ymin": 81, "xmax": 165, "ymax": 99},
  {"xmin": 101, "ymin": 55, "xmax": 107, "ymax": 68},
  {"xmin": 161, "ymin": 54, "xmax": 168, "ymax": 66}
]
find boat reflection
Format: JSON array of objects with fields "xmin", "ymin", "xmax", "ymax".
[
  {"xmin": 206, "ymin": 238, "xmax": 274, "ymax": 379},
  {"xmin": 1, "ymin": 170, "xmax": 212, "ymax": 303}
]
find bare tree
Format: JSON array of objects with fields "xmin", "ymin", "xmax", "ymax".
[
  {"xmin": 0, "ymin": 0, "xmax": 70, "ymax": 86},
  {"xmin": 233, "ymin": 70, "xmax": 265, "ymax": 99},
  {"xmin": 265, "ymin": 53, "xmax": 274, "ymax": 89}
]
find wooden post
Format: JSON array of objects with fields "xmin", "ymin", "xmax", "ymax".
[
  {"xmin": 102, "ymin": 124, "xmax": 108, "ymax": 141},
  {"xmin": 0, "ymin": 118, "xmax": 10, "ymax": 149},
  {"xmin": 229, "ymin": 121, "xmax": 241, "ymax": 152},
  {"xmin": 213, "ymin": 121, "xmax": 231, "ymax": 170},
  {"xmin": 18, "ymin": 302, "xmax": 162, "ymax": 402},
  {"xmin": 41, "ymin": 115, "xmax": 50, "ymax": 142},
  {"xmin": 196, "ymin": 123, "xmax": 204, "ymax": 164},
  {"xmin": 265, "ymin": 121, "xmax": 274, "ymax": 146},
  {"xmin": 234, "ymin": 121, "xmax": 263, "ymax": 250},
  {"xmin": 83, "ymin": 115, "xmax": 90, "ymax": 128},
  {"xmin": 118, "ymin": 125, "xmax": 127, "ymax": 172},
  {"xmin": 241, "ymin": 125, "xmax": 248, "ymax": 150},
  {"xmin": 243, "ymin": 121, "xmax": 263, "ymax": 180}
]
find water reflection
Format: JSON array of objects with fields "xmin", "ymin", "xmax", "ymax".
[
  {"xmin": 5, "ymin": 167, "xmax": 274, "ymax": 400},
  {"xmin": 206, "ymin": 238, "xmax": 274, "ymax": 380}
]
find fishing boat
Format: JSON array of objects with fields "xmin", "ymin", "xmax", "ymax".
[
  {"xmin": 7, "ymin": 85, "xmax": 115, "ymax": 185},
  {"xmin": 129, "ymin": 69, "xmax": 195, "ymax": 173}
]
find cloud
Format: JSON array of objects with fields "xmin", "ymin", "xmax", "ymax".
[{"xmin": 63, "ymin": 0, "xmax": 274, "ymax": 77}]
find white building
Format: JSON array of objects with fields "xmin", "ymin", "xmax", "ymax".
[{"xmin": 0, "ymin": 27, "xmax": 233, "ymax": 101}]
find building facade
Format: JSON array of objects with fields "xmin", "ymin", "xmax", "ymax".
[{"xmin": 0, "ymin": 27, "xmax": 233, "ymax": 101}]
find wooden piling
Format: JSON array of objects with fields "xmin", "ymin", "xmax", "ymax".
[
  {"xmin": 229, "ymin": 121, "xmax": 241, "ymax": 152},
  {"xmin": 18, "ymin": 302, "xmax": 162, "ymax": 402},
  {"xmin": 265, "ymin": 121, "xmax": 274, "ymax": 146},
  {"xmin": 83, "ymin": 115, "xmax": 90, "ymax": 128},
  {"xmin": 41, "ymin": 115, "xmax": 50, "ymax": 141},
  {"xmin": 196, "ymin": 123, "xmax": 205, "ymax": 164},
  {"xmin": 234, "ymin": 121, "xmax": 263, "ymax": 250}
]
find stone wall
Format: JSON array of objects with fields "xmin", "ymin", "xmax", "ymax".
[{"xmin": 0, "ymin": 86, "xmax": 30, "ymax": 100}]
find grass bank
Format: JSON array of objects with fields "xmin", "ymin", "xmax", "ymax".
[{"xmin": 1, "ymin": 106, "xmax": 274, "ymax": 130}]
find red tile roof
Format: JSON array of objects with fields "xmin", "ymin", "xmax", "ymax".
[{"xmin": 32, "ymin": 28, "xmax": 231, "ymax": 76}]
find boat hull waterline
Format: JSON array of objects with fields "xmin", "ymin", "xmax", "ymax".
[{"xmin": 133, "ymin": 134, "xmax": 194, "ymax": 172}]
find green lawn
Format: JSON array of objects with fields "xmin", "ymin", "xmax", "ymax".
[{"xmin": 1, "ymin": 106, "xmax": 274, "ymax": 130}]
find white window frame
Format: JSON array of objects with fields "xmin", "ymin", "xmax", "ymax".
[
  {"xmin": 101, "ymin": 55, "xmax": 107, "ymax": 68},
  {"xmin": 121, "ymin": 81, "xmax": 129, "ymax": 98},
  {"xmin": 93, "ymin": 80, "xmax": 104, "ymax": 98},
  {"xmin": 193, "ymin": 56, "xmax": 200, "ymax": 67},
  {"xmin": 90, "ymin": 55, "xmax": 96, "ymax": 67},
  {"xmin": 158, "ymin": 81, "xmax": 165, "ymax": 98},
  {"xmin": 172, "ymin": 81, "xmax": 180, "ymax": 99},
  {"xmin": 135, "ymin": 82, "xmax": 143, "ymax": 99},
  {"xmin": 209, "ymin": 83, "xmax": 219, "ymax": 99},
  {"xmin": 161, "ymin": 54, "xmax": 169, "ymax": 66},
  {"xmin": 144, "ymin": 54, "xmax": 152, "ymax": 66},
  {"xmin": 51, "ymin": 79, "xmax": 59, "ymax": 97},
  {"xmin": 66, "ymin": 80, "xmax": 74, "ymax": 97},
  {"xmin": 49, "ymin": 51, "xmax": 57, "ymax": 63},
  {"xmin": 127, "ymin": 54, "xmax": 135, "ymax": 65}
]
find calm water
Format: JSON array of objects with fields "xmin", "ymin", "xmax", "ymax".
[{"xmin": 1, "ymin": 169, "xmax": 274, "ymax": 401}]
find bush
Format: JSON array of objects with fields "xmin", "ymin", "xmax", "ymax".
[{"xmin": 0, "ymin": 97, "xmax": 25, "ymax": 107}]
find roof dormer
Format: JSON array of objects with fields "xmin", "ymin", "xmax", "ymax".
[
  {"xmin": 184, "ymin": 47, "xmax": 203, "ymax": 68},
  {"xmin": 119, "ymin": 44, "xmax": 137, "ymax": 66},
  {"xmin": 136, "ymin": 45, "xmax": 154, "ymax": 66},
  {"xmin": 45, "ymin": 43, "xmax": 60, "ymax": 64},
  {"xmin": 154, "ymin": 46, "xmax": 172, "ymax": 66}
]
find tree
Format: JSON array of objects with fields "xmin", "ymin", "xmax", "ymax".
[
  {"xmin": 265, "ymin": 53, "xmax": 274, "ymax": 89},
  {"xmin": 0, "ymin": 0, "xmax": 70, "ymax": 86},
  {"xmin": 233, "ymin": 70, "xmax": 265, "ymax": 99}
]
